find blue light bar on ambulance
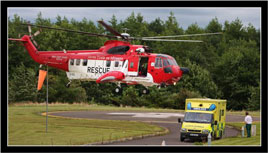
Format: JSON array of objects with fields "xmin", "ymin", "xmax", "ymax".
[
  {"xmin": 187, "ymin": 102, "xmax": 216, "ymax": 111},
  {"xmin": 187, "ymin": 102, "xmax": 191, "ymax": 110},
  {"xmin": 208, "ymin": 104, "xmax": 216, "ymax": 111}
]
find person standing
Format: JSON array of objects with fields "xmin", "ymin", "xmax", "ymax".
[{"xmin": 244, "ymin": 112, "xmax": 253, "ymax": 137}]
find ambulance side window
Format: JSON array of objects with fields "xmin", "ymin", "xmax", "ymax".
[
  {"xmin": 70, "ymin": 59, "xmax": 74, "ymax": 65},
  {"xmin": 130, "ymin": 62, "xmax": 134, "ymax": 68},
  {"xmin": 219, "ymin": 111, "xmax": 221, "ymax": 121}
]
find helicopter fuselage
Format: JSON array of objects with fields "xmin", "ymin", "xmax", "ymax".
[{"xmin": 14, "ymin": 35, "xmax": 186, "ymax": 87}]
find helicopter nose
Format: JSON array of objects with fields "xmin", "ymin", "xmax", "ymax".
[{"xmin": 172, "ymin": 66, "xmax": 189, "ymax": 80}]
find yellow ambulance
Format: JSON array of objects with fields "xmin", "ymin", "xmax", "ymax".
[{"xmin": 178, "ymin": 98, "xmax": 227, "ymax": 141}]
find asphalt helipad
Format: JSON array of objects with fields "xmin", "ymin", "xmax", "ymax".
[{"xmin": 49, "ymin": 111, "xmax": 260, "ymax": 145}]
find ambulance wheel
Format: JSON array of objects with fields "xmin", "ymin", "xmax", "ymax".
[
  {"xmin": 220, "ymin": 131, "xmax": 223, "ymax": 139},
  {"xmin": 213, "ymin": 132, "xmax": 217, "ymax": 140},
  {"xmin": 180, "ymin": 136, "xmax": 185, "ymax": 142}
]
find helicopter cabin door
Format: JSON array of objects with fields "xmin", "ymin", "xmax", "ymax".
[
  {"xmin": 128, "ymin": 56, "xmax": 139, "ymax": 76},
  {"xmin": 138, "ymin": 57, "xmax": 149, "ymax": 77},
  {"xmin": 151, "ymin": 57, "xmax": 163, "ymax": 83}
]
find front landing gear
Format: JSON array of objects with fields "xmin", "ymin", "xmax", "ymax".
[{"xmin": 66, "ymin": 80, "xmax": 72, "ymax": 88}]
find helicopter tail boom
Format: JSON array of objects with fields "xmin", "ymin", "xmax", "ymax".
[{"xmin": 9, "ymin": 35, "xmax": 42, "ymax": 64}]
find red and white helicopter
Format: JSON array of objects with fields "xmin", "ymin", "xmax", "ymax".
[{"xmin": 9, "ymin": 21, "xmax": 221, "ymax": 94}]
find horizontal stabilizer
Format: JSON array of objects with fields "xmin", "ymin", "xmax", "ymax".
[
  {"xmin": 8, "ymin": 38, "xmax": 27, "ymax": 42},
  {"xmin": 96, "ymin": 71, "xmax": 125, "ymax": 83}
]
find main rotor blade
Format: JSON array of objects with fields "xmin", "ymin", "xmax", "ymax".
[
  {"xmin": 21, "ymin": 23, "xmax": 118, "ymax": 39},
  {"xmin": 98, "ymin": 20, "xmax": 123, "ymax": 38},
  {"xmin": 142, "ymin": 32, "xmax": 222, "ymax": 39},
  {"xmin": 139, "ymin": 38, "xmax": 203, "ymax": 42}
]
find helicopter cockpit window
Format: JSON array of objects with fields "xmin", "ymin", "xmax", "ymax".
[
  {"xmin": 107, "ymin": 46, "xmax": 130, "ymax": 55},
  {"xmin": 115, "ymin": 61, "xmax": 119, "ymax": 67},
  {"xmin": 163, "ymin": 59, "xmax": 169, "ymax": 67},
  {"xmin": 106, "ymin": 61, "xmax": 111, "ymax": 67},
  {"xmin": 76, "ymin": 59, "xmax": 81, "ymax": 66},
  {"xmin": 170, "ymin": 58, "xmax": 178, "ymax": 66},
  {"xmin": 163, "ymin": 58, "xmax": 178, "ymax": 66},
  {"xmin": 155, "ymin": 58, "xmax": 163, "ymax": 68},
  {"xmin": 82, "ymin": 59, "xmax": 87, "ymax": 66},
  {"xmin": 70, "ymin": 59, "xmax": 74, "ymax": 66}
]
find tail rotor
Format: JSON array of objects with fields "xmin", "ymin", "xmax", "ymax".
[{"xmin": 27, "ymin": 23, "xmax": 41, "ymax": 49}]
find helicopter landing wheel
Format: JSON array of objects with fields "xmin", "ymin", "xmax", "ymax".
[
  {"xmin": 160, "ymin": 82, "xmax": 166, "ymax": 88},
  {"xmin": 141, "ymin": 88, "xmax": 149, "ymax": 94},
  {"xmin": 114, "ymin": 86, "xmax": 122, "ymax": 94}
]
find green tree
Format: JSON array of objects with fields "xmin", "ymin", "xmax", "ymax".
[
  {"xmin": 181, "ymin": 60, "xmax": 221, "ymax": 99},
  {"xmin": 163, "ymin": 12, "xmax": 183, "ymax": 35},
  {"xmin": 8, "ymin": 63, "xmax": 38, "ymax": 103},
  {"xmin": 213, "ymin": 39, "xmax": 260, "ymax": 110},
  {"xmin": 148, "ymin": 17, "xmax": 165, "ymax": 35}
]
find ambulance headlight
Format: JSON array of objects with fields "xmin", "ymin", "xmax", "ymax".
[
  {"xmin": 181, "ymin": 128, "xmax": 187, "ymax": 132},
  {"xmin": 202, "ymin": 130, "xmax": 209, "ymax": 134}
]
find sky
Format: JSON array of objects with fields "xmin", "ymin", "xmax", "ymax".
[{"xmin": 8, "ymin": 7, "xmax": 261, "ymax": 30}]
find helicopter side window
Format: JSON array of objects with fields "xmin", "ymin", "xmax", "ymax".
[
  {"xmin": 130, "ymin": 62, "xmax": 134, "ymax": 68},
  {"xmin": 70, "ymin": 59, "xmax": 74, "ymax": 66},
  {"xmin": 107, "ymin": 46, "xmax": 130, "ymax": 55},
  {"xmin": 106, "ymin": 61, "xmax": 111, "ymax": 67},
  {"xmin": 82, "ymin": 59, "xmax": 87, "ymax": 66},
  {"xmin": 155, "ymin": 58, "xmax": 163, "ymax": 68},
  {"xmin": 115, "ymin": 61, "xmax": 119, "ymax": 67},
  {"xmin": 76, "ymin": 59, "xmax": 81, "ymax": 66}
]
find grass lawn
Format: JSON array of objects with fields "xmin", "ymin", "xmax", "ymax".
[
  {"xmin": 205, "ymin": 122, "xmax": 261, "ymax": 146},
  {"xmin": 226, "ymin": 111, "xmax": 260, "ymax": 117},
  {"xmin": 8, "ymin": 102, "xmax": 261, "ymax": 145},
  {"xmin": 8, "ymin": 103, "xmax": 169, "ymax": 145}
]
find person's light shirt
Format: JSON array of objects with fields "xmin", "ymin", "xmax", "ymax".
[{"xmin": 245, "ymin": 115, "xmax": 253, "ymax": 124}]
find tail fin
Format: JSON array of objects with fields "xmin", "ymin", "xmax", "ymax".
[{"xmin": 9, "ymin": 35, "xmax": 41, "ymax": 63}]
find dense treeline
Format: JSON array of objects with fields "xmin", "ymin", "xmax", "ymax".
[{"xmin": 8, "ymin": 12, "xmax": 260, "ymax": 110}]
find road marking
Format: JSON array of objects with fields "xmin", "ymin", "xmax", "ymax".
[{"xmin": 107, "ymin": 112, "xmax": 184, "ymax": 118}]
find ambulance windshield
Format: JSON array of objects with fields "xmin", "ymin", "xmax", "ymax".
[{"xmin": 183, "ymin": 112, "xmax": 213, "ymax": 123}]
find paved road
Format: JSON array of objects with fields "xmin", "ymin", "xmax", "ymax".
[{"xmin": 49, "ymin": 111, "xmax": 260, "ymax": 145}]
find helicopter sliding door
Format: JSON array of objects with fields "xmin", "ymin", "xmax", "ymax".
[{"xmin": 138, "ymin": 57, "xmax": 149, "ymax": 77}]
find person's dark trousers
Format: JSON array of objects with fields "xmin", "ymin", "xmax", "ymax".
[{"xmin": 246, "ymin": 124, "xmax": 251, "ymax": 137}]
